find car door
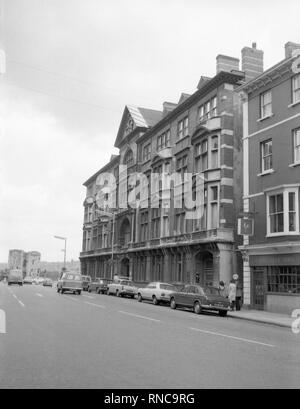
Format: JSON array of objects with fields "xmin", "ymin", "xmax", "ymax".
[
  {"xmin": 183, "ymin": 286, "xmax": 197, "ymax": 307},
  {"xmin": 175, "ymin": 286, "xmax": 188, "ymax": 306},
  {"xmin": 143, "ymin": 283, "xmax": 155, "ymax": 300}
]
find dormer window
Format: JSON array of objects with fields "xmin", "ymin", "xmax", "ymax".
[{"xmin": 124, "ymin": 149, "xmax": 134, "ymax": 166}]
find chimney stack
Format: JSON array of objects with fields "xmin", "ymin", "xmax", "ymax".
[
  {"xmin": 241, "ymin": 43, "xmax": 264, "ymax": 82},
  {"xmin": 162, "ymin": 101, "xmax": 177, "ymax": 117},
  {"xmin": 285, "ymin": 42, "xmax": 300, "ymax": 58},
  {"xmin": 216, "ymin": 55, "xmax": 240, "ymax": 74}
]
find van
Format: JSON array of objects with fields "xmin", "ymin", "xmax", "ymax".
[{"xmin": 8, "ymin": 269, "xmax": 23, "ymax": 286}]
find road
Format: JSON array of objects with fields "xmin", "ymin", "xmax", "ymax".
[{"xmin": 0, "ymin": 282, "xmax": 299, "ymax": 389}]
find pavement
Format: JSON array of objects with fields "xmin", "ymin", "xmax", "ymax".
[
  {"xmin": 228, "ymin": 309, "xmax": 295, "ymax": 329},
  {"xmin": 0, "ymin": 281, "xmax": 300, "ymax": 389}
]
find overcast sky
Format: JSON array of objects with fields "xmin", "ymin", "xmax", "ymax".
[{"xmin": 0, "ymin": 0, "xmax": 299, "ymax": 263}]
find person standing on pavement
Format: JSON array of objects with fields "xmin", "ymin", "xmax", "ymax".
[
  {"xmin": 235, "ymin": 281, "xmax": 243, "ymax": 311},
  {"xmin": 228, "ymin": 279, "xmax": 237, "ymax": 311},
  {"xmin": 218, "ymin": 281, "xmax": 227, "ymax": 298}
]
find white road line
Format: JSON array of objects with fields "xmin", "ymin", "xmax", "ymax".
[
  {"xmin": 36, "ymin": 293, "xmax": 43, "ymax": 298},
  {"xmin": 0, "ymin": 309, "xmax": 6, "ymax": 334},
  {"xmin": 62, "ymin": 296, "xmax": 79, "ymax": 302},
  {"xmin": 18, "ymin": 300, "xmax": 25, "ymax": 308},
  {"xmin": 189, "ymin": 327, "xmax": 276, "ymax": 348},
  {"xmin": 118, "ymin": 311, "xmax": 161, "ymax": 323},
  {"xmin": 85, "ymin": 302, "xmax": 106, "ymax": 309}
]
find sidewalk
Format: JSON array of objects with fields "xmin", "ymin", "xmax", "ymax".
[{"xmin": 228, "ymin": 309, "xmax": 294, "ymax": 328}]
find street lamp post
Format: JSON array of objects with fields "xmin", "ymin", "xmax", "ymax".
[{"xmin": 54, "ymin": 236, "xmax": 67, "ymax": 270}]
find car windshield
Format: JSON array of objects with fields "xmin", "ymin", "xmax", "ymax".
[
  {"xmin": 64, "ymin": 274, "xmax": 81, "ymax": 281},
  {"xmin": 160, "ymin": 284, "xmax": 176, "ymax": 291},
  {"xmin": 121, "ymin": 280, "xmax": 133, "ymax": 286},
  {"xmin": 82, "ymin": 276, "xmax": 90, "ymax": 281},
  {"xmin": 205, "ymin": 287, "xmax": 221, "ymax": 296}
]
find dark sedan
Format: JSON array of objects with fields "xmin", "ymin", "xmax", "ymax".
[
  {"xmin": 88, "ymin": 278, "xmax": 113, "ymax": 294},
  {"xmin": 169, "ymin": 285, "xmax": 230, "ymax": 317}
]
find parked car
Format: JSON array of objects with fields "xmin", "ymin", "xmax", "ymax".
[
  {"xmin": 107, "ymin": 279, "xmax": 137, "ymax": 298},
  {"xmin": 57, "ymin": 272, "xmax": 82, "ymax": 295},
  {"xmin": 43, "ymin": 278, "xmax": 53, "ymax": 287},
  {"xmin": 81, "ymin": 275, "xmax": 92, "ymax": 291},
  {"xmin": 137, "ymin": 282, "xmax": 177, "ymax": 305},
  {"xmin": 169, "ymin": 285, "xmax": 230, "ymax": 317},
  {"xmin": 7, "ymin": 269, "xmax": 23, "ymax": 286},
  {"xmin": 23, "ymin": 276, "xmax": 33, "ymax": 285},
  {"xmin": 88, "ymin": 278, "xmax": 113, "ymax": 294}
]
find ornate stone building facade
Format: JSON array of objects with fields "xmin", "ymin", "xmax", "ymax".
[{"xmin": 80, "ymin": 49, "xmax": 252, "ymax": 287}]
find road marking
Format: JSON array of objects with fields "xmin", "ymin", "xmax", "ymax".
[
  {"xmin": 62, "ymin": 296, "xmax": 79, "ymax": 302},
  {"xmin": 85, "ymin": 302, "xmax": 105, "ymax": 309},
  {"xmin": 18, "ymin": 300, "xmax": 25, "ymax": 308},
  {"xmin": 36, "ymin": 293, "xmax": 43, "ymax": 298},
  {"xmin": 118, "ymin": 311, "xmax": 161, "ymax": 323},
  {"xmin": 189, "ymin": 327, "xmax": 276, "ymax": 348},
  {"xmin": 82, "ymin": 295, "xmax": 95, "ymax": 299},
  {"xmin": 0, "ymin": 309, "xmax": 6, "ymax": 334}
]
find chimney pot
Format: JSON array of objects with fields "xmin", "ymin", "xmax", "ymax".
[
  {"xmin": 285, "ymin": 42, "xmax": 300, "ymax": 59},
  {"xmin": 216, "ymin": 55, "xmax": 240, "ymax": 74},
  {"xmin": 241, "ymin": 43, "xmax": 264, "ymax": 82}
]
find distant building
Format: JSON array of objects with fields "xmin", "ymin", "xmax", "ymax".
[
  {"xmin": 8, "ymin": 249, "xmax": 24, "ymax": 271},
  {"xmin": 24, "ymin": 251, "xmax": 41, "ymax": 278},
  {"xmin": 8, "ymin": 249, "xmax": 41, "ymax": 277},
  {"xmin": 239, "ymin": 42, "xmax": 300, "ymax": 314}
]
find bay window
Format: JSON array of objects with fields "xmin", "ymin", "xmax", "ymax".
[{"xmin": 267, "ymin": 188, "xmax": 299, "ymax": 235}]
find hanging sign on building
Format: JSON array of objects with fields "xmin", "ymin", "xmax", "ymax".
[{"xmin": 238, "ymin": 218, "xmax": 254, "ymax": 236}]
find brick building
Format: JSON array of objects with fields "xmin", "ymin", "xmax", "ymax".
[
  {"xmin": 239, "ymin": 42, "xmax": 300, "ymax": 313},
  {"xmin": 80, "ymin": 46, "xmax": 260, "ymax": 288}
]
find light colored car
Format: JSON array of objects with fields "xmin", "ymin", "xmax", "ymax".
[
  {"xmin": 8, "ymin": 269, "xmax": 23, "ymax": 286},
  {"xmin": 137, "ymin": 282, "xmax": 177, "ymax": 305},
  {"xmin": 57, "ymin": 272, "xmax": 82, "ymax": 295},
  {"xmin": 107, "ymin": 279, "xmax": 137, "ymax": 298},
  {"xmin": 23, "ymin": 276, "xmax": 33, "ymax": 285}
]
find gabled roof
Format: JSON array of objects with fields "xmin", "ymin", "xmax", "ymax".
[
  {"xmin": 83, "ymin": 154, "xmax": 120, "ymax": 187},
  {"xmin": 114, "ymin": 105, "xmax": 162, "ymax": 148}
]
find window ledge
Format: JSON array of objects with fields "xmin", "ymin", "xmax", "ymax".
[
  {"xmin": 289, "ymin": 162, "xmax": 300, "ymax": 168},
  {"xmin": 257, "ymin": 169, "xmax": 275, "ymax": 177},
  {"xmin": 257, "ymin": 113, "xmax": 274, "ymax": 123},
  {"xmin": 266, "ymin": 232, "xmax": 300, "ymax": 238},
  {"xmin": 288, "ymin": 100, "xmax": 300, "ymax": 108}
]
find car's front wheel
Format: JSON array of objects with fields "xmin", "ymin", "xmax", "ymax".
[
  {"xmin": 57, "ymin": 287, "xmax": 60, "ymax": 293},
  {"xmin": 219, "ymin": 310, "xmax": 228, "ymax": 317},
  {"xmin": 61, "ymin": 289, "xmax": 64, "ymax": 294},
  {"xmin": 152, "ymin": 296, "xmax": 159, "ymax": 305},
  {"xmin": 88, "ymin": 288, "xmax": 92, "ymax": 293},
  {"xmin": 194, "ymin": 301, "xmax": 202, "ymax": 315},
  {"xmin": 170, "ymin": 298, "xmax": 177, "ymax": 310},
  {"xmin": 77, "ymin": 290, "xmax": 81, "ymax": 295},
  {"xmin": 137, "ymin": 293, "xmax": 142, "ymax": 302}
]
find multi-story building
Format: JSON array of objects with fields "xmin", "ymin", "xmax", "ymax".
[
  {"xmin": 239, "ymin": 42, "xmax": 300, "ymax": 314},
  {"xmin": 24, "ymin": 251, "xmax": 41, "ymax": 278},
  {"xmin": 8, "ymin": 249, "xmax": 24, "ymax": 271},
  {"xmin": 80, "ymin": 45, "xmax": 263, "ymax": 288},
  {"xmin": 8, "ymin": 249, "xmax": 41, "ymax": 277}
]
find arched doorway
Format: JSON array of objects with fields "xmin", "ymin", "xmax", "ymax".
[
  {"xmin": 120, "ymin": 218, "xmax": 131, "ymax": 247},
  {"xmin": 121, "ymin": 257, "xmax": 130, "ymax": 278},
  {"xmin": 195, "ymin": 251, "xmax": 214, "ymax": 287}
]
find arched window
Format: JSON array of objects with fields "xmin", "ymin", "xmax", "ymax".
[{"xmin": 124, "ymin": 149, "xmax": 134, "ymax": 166}]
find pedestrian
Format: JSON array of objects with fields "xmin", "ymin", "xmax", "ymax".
[
  {"xmin": 218, "ymin": 281, "xmax": 227, "ymax": 298},
  {"xmin": 235, "ymin": 281, "xmax": 243, "ymax": 311},
  {"xmin": 228, "ymin": 279, "xmax": 237, "ymax": 311}
]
